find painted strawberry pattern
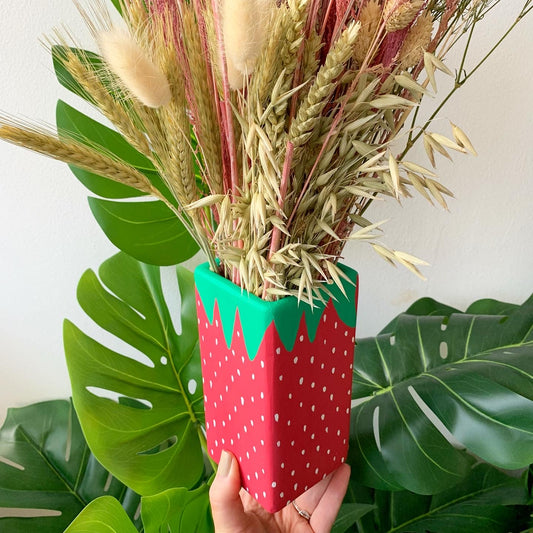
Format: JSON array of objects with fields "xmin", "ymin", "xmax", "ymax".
[{"xmin": 195, "ymin": 270, "xmax": 357, "ymax": 513}]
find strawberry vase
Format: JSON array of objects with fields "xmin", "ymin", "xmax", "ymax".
[{"xmin": 194, "ymin": 262, "xmax": 358, "ymax": 513}]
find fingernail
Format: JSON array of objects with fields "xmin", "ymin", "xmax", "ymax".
[{"xmin": 217, "ymin": 450, "xmax": 232, "ymax": 477}]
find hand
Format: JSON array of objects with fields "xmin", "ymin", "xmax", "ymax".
[{"xmin": 210, "ymin": 450, "xmax": 351, "ymax": 533}]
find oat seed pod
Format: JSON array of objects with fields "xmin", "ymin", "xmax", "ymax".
[
  {"xmin": 97, "ymin": 27, "xmax": 172, "ymax": 108},
  {"xmin": 384, "ymin": 0, "xmax": 424, "ymax": 33}
]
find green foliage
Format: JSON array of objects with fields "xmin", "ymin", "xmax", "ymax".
[
  {"xmin": 64, "ymin": 253, "xmax": 206, "ymax": 497},
  {"xmin": 350, "ymin": 295, "xmax": 533, "ymax": 494},
  {"xmin": 340, "ymin": 463, "xmax": 530, "ymax": 533},
  {"xmin": 141, "ymin": 484, "xmax": 214, "ymax": 533},
  {"xmin": 0, "ymin": 400, "xmax": 140, "ymax": 533},
  {"xmin": 54, "ymin": 98, "xmax": 199, "ymax": 266},
  {"xmin": 63, "ymin": 497, "xmax": 138, "ymax": 533}
]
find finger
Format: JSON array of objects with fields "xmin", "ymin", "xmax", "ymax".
[
  {"xmin": 209, "ymin": 450, "xmax": 246, "ymax": 533},
  {"xmin": 293, "ymin": 469, "xmax": 336, "ymax": 514},
  {"xmin": 309, "ymin": 463, "xmax": 351, "ymax": 533}
]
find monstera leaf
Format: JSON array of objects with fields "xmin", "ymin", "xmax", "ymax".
[
  {"xmin": 64, "ymin": 497, "xmax": 138, "ymax": 533},
  {"xmin": 141, "ymin": 484, "xmax": 214, "ymax": 533},
  {"xmin": 55, "ymin": 100, "xmax": 199, "ymax": 266},
  {"xmin": 64, "ymin": 253, "xmax": 206, "ymax": 496},
  {"xmin": 350, "ymin": 295, "xmax": 533, "ymax": 494},
  {"xmin": 345, "ymin": 463, "xmax": 530, "ymax": 533},
  {"xmin": 0, "ymin": 400, "xmax": 140, "ymax": 533}
]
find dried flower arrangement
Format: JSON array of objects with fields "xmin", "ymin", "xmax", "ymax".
[{"xmin": 0, "ymin": 0, "xmax": 530, "ymax": 303}]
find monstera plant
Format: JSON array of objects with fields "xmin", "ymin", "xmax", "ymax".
[
  {"xmin": 1, "ymin": 254, "xmax": 532, "ymax": 532},
  {"xmin": 1, "ymin": 1, "xmax": 532, "ymax": 531}
]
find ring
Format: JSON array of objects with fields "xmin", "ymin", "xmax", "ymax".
[{"xmin": 292, "ymin": 500, "xmax": 311, "ymax": 521}]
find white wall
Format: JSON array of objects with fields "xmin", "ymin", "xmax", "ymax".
[{"xmin": 1, "ymin": 1, "xmax": 532, "ymax": 425}]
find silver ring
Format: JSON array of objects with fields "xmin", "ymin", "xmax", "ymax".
[{"xmin": 292, "ymin": 500, "xmax": 311, "ymax": 521}]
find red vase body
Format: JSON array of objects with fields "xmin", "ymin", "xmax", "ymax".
[{"xmin": 195, "ymin": 263, "xmax": 358, "ymax": 512}]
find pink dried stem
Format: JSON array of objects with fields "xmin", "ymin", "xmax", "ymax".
[
  {"xmin": 209, "ymin": 0, "xmax": 242, "ymax": 283},
  {"xmin": 210, "ymin": 0, "xmax": 239, "ymax": 198}
]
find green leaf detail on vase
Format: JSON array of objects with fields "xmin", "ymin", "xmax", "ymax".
[
  {"xmin": 350, "ymin": 294, "xmax": 533, "ymax": 494},
  {"xmin": 194, "ymin": 262, "xmax": 358, "ymax": 361},
  {"xmin": 0, "ymin": 400, "xmax": 140, "ymax": 533},
  {"xmin": 64, "ymin": 496, "xmax": 138, "ymax": 533},
  {"xmin": 64, "ymin": 253, "xmax": 206, "ymax": 496}
]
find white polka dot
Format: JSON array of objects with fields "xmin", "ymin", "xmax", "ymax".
[
  {"xmin": 263, "ymin": 491, "xmax": 267, "ymax": 498},
  {"xmin": 311, "ymin": 382, "xmax": 316, "ymax": 388},
  {"xmin": 277, "ymin": 440, "xmax": 281, "ymax": 447},
  {"xmin": 281, "ymin": 463, "xmax": 285, "ymax": 469},
  {"xmin": 316, "ymin": 445, "xmax": 320, "ymax": 451},
  {"xmin": 335, "ymin": 321, "xmax": 338, "ymax": 329},
  {"xmin": 293, "ymin": 356, "xmax": 299, "ymax": 364},
  {"xmin": 209, "ymin": 380, "xmax": 213, "ymax": 389},
  {"xmin": 341, "ymin": 457, "xmax": 345, "ymax": 462},
  {"xmin": 301, "ymin": 449, "xmax": 306, "ymax": 455},
  {"xmin": 272, "ymin": 481, "xmax": 277, "ymax": 488},
  {"xmin": 299, "ymin": 377, "xmax": 304, "ymax": 385},
  {"xmin": 294, "ymin": 483, "xmax": 298, "ymax": 490},
  {"xmin": 323, "ymin": 315, "xmax": 327, "ymax": 322},
  {"xmin": 321, "ymin": 414, "xmax": 325, "ymax": 420},
  {"xmin": 251, "ymin": 396, "xmax": 255, "ymax": 403},
  {"xmin": 260, "ymin": 392, "xmax": 264, "ymax": 399},
  {"xmin": 215, "ymin": 440, "xmax": 218, "ymax": 447},
  {"xmin": 311, "ymin": 405, "xmax": 316, "ymax": 412},
  {"xmin": 306, "ymin": 462, "xmax": 310, "ymax": 468},
  {"xmin": 299, "ymin": 402, "xmax": 303, "ymax": 408},
  {"xmin": 342, "ymin": 373, "xmax": 346, "ymax": 379},
  {"xmin": 215, "ymin": 338, "xmax": 218, "ymax": 346},
  {"xmin": 261, "ymin": 440, "xmax": 265, "ymax": 445},
  {"xmin": 327, "ymin": 449, "xmax": 331, "ymax": 455},
  {"xmin": 321, "ymin": 363, "xmax": 325, "ymax": 369},
  {"xmin": 252, "ymin": 374, "xmax": 255, "ymax": 381},
  {"xmin": 323, "ymin": 386, "xmax": 327, "ymax": 392},
  {"xmin": 244, "ymin": 425, "xmax": 248, "ymax": 432},
  {"xmin": 330, "ymin": 394, "xmax": 334, "ymax": 401},
  {"xmin": 276, "ymin": 347, "xmax": 281, "ymax": 354},
  {"xmin": 255, "ymin": 492, "xmax": 258, "ymax": 499},
  {"xmin": 261, "ymin": 415, "xmax": 265, "ymax": 422},
  {"xmin": 287, "ymin": 420, "xmax": 291, "ymax": 426},
  {"xmin": 274, "ymin": 413, "xmax": 279, "ymax": 422},
  {"xmin": 253, "ymin": 445, "xmax": 256, "ymax": 452},
  {"xmin": 161, "ymin": 356, "xmax": 168, "ymax": 365},
  {"xmin": 331, "ymin": 367, "xmax": 336, "ymax": 374},
  {"xmin": 280, "ymin": 492, "xmax": 284, "ymax": 498},
  {"xmin": 299, "ymin": 335, "xmax": 304, "ymax": 342},
  {"xmin": 332, "ymin": 347, "xmax": 336, "ymax": 354},
  {"xmin": 315, "ymin": 467, "xmax": 319, "ymax": 474},
  {"xmin": 187, "ymin": 379, "xmax": 198, "ymax": 394},
  {"xmin": 288, "ymin": 393, "xmax": 292, "ymax": 399},
  {"xmin": 337, "ymin": 429, "xmax": 341, "ymax": 436},
  {"xmin": 237, "ymin": 331, "xmax": 240, "ymax": 337},
  {"xmin": 310, "ymin": 356, "xmax": 315, "ymax": 364},
  {"xmin": 311, "ymin": 432, "xmax": 315, "ymax": 439},
  {"xmin": 241, "ymin": 397, "xmax": 245, "ymax": 405},
  {"xmin": 291, "ymin": 440, "xmax": 295, "ymax": 446},
  {"xmin": 212, "ymin": 420, "xmax": 216, "ymax": 427},
  {"xmin": 261, "ymin": 360, "xmax": 265, "ymax": 368},
  {"xmin": 231, "ymin": 375, "xmax": 235, "ymax": 382},
  {"xmin": 237, "ymin": 369, "xmax": 241, "ymax": 376},
  {"xmin": 325, "ymin": 427, "xmax": 329, "ymax": 433},
  {"xmin": 279, "ymin": 375, "xmax": 283, "ymax": 381},
  {"xmin": 303, "ymin": 425, "xmax": 307, "ymax": 432},
  {"xmin": 291, "ymin": 470, "xmax": 295, "ymax": 476},
  {"xmin": 255, "ymin": 472, "xmax": 258, "ymax": 479}
]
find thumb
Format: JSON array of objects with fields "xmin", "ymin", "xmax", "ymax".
[{"xmin": 209, "ymin": 450, "xmax": 246, "ymax": 532}]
